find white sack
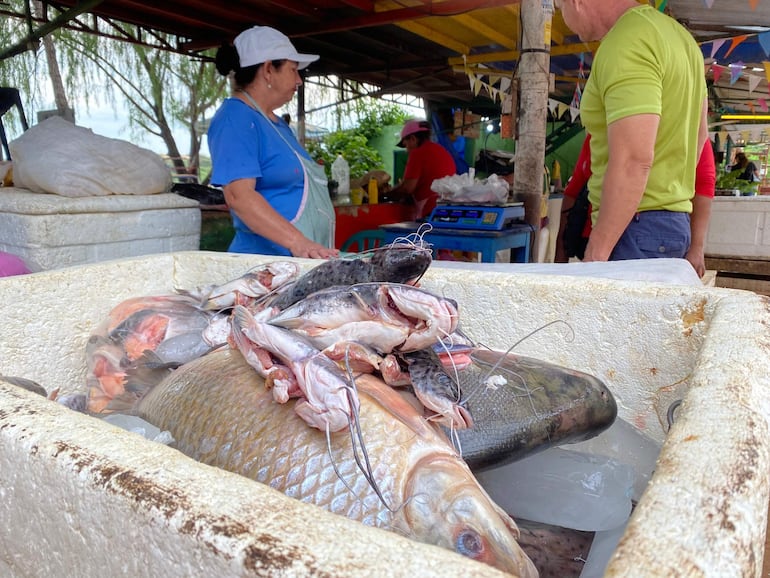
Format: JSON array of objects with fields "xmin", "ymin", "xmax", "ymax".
[{"xmin": 9, "ymin": 117, "xmax": 172, "ymax": 197}]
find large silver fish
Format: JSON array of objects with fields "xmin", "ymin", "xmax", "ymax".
[{"xmin": 135, "ymin": 348, "xmax": 538, "ymax": 577}]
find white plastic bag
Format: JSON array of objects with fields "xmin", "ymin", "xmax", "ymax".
[
  {"xmin": 431, "ymin": 170, "xmax": 509, "ymax": 204},
  {"xmin": 10, "ymin": 117, "xmax": 172, "ymax": 197}
]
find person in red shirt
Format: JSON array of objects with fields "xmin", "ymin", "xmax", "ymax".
[
  {"xmin": 388, "ymin": 119, "xmax": 457, "ymax": 220},
  {"xmin": 556, "ymin": 134, "xmax": 715, "ymax": 277}
]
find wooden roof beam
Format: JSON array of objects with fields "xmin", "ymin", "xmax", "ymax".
[
  {"xmin": 292, "ymin": 0, "xmax": 521, "ymax": 36},
  {"xmin": 452, "ymin": 13, "xmax": 518, "ymax": 50},
  {"xmin": 397, "ymin": 21, "xmax": 471, "ymax": 54},
  {"xmin": 447, "ymin": 41, "xmax": 597, "ymax": 66}
]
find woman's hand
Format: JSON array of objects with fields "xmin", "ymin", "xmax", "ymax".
[{"xmin": 288, "ymin": 238, "xmax": 339, "ymax": 259}]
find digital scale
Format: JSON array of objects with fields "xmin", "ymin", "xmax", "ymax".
[{"xmin": 426, "ymin": 202, "xmax": 525, "ymax": 231}]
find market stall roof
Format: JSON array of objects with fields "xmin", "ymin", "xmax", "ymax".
[{"xmin": 7, "ymin": 0, "xmax": 770, "ymax": 114}]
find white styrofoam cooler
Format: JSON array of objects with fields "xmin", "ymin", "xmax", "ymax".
[
  {"xmin": 0, "ymin": 252, "xmax": 768, "ymax": 577},
  {"xmin": 0, "ymin": 187, "xmax": 201, "ymax": 272},
  {"xmin": 706, "ymin": 195, "xmax": 770, "ymax": 258}
]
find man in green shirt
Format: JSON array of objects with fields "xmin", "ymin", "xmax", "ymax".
[{"xmin": 556, "ymin": 0, "xmax": 708, "ymax": 262}]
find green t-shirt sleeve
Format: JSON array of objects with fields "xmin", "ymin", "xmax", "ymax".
[{"xmin": 600, "ymin": 37, "xmax": 663, "ymax": 124}]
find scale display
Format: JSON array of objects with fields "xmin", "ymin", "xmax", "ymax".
[{"xmin": 426, "ymin": 203, "xmax": 525, "ymax": 230}]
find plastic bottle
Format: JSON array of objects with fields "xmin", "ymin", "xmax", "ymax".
[
  {"xmin": 367, "ymin": 177, "xmax": 378, "ymax": 204},
  {"xmin": 331, "ymin": 155, "xmax": 350, "ymax": 203}
]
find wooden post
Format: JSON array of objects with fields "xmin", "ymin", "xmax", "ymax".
[{"xmin": 513, "ymin": 0, "xmax": 553, "ymax": 262}]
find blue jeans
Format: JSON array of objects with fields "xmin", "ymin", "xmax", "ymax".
[{"xmin": 610, "ymin": 211, "xmax": 691, "ymax": 261}]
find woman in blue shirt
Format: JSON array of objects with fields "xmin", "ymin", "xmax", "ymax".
[{"xmin": 209, "ymin": 26, "xmax": 338, "ymax": 258}]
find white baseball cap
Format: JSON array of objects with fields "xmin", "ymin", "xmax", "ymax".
[{"xmin": 234, "ymin": 26, "xmax": 320, "ymax": 70}]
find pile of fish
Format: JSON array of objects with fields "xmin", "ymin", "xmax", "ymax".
[{"xmin": 9, "ymin": 242, "xmax": 619, "ymax": 576}]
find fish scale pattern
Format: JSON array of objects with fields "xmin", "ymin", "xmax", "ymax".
[
  {"xmin": 136, "ymin": 347, "xmax": 539, "ymax": 577},
  {"xmin": 139, "ymin": 349, "xmax": 417, "ymax": 530}
]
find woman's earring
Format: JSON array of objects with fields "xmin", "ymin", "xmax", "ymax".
[{"xmin": 267, "ymin": 83, "xmax": 272, "ymax": 89}]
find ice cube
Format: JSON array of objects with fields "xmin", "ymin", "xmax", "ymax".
[
  {"xmin": 568, "ymin": 417, "xmax": 661, "ymax": 501},
  {"xmin": 579, "ymin": 522, "xmax": 628, "ymax": 578},
  {"xmin": 102, "ymin": 413, "xmax": 163, "ymax": 440},
  {"xmin": 476, "ymin": 447, "xmax": 635, "ymax": 532}
]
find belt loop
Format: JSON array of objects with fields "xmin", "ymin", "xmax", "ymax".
[{"xmin": 634, "ymin": 212, "xmax": 641, "ymax": 222}]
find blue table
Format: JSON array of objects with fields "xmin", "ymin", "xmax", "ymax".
[{"xmin": 380, "ymin": 221, "xmax": 532, "ymax": 263}]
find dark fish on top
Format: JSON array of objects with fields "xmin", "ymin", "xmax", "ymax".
[{"xmin": 269, "ymin": 242, "xmax": 432, "ymax": 309}]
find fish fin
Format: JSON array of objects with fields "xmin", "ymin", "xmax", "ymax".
[
  {"xmin": 109, "ymin": 350, "xmax": 178, "ymax": 413},
  {"xmin": 136, "ymin": 349, "xmax": 185, "ymax": 370},
  {"xmin": 1, "ymin": 375, "xmax": 48, "ymax": 397},
  {"xmin": 175, "ymin": 285, "xmax": 212, "ymax": 308},
  {"xmin": 354, "ymin": 374, "xmax": 437, "ymax": 439},
  {"xmin": 101, "ymin": 391, "xmax": 145, "ymax": 415}
]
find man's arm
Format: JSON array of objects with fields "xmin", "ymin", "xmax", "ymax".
[{"xmin": 583, "ymin": 113, "xmax": 658, "ymax": 262}]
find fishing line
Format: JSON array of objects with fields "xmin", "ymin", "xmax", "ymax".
[
  {"xmin": 434, "ymin": 333, "xmax": 462, "ymax": 401},
  {"xmin": 475, "ymin": 320, "xmax": 575, "ymax": 389}
]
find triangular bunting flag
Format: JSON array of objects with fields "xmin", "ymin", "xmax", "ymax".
[
  {"xmin": 741, "ymin": 130, "xmax": 750, "ymax": 142},
  {"xmin": 569, "ymin": 106, "xmax": 580, "ymax": 123},
  {"xmin": 712, "ymin": 64, "xmax": 726, "ymax": 84},
  {"xmin": 558, "ymin": 103, "xmax": 569, "ymax": 118},
  {"xmin": 491, "ymin": 75, "xmax": 505, "ymax": 88},
  {"xmin": 749, "ymin": 0, "xmax": 759, "ymax": 9},
  {"xmin": 729, "ymin": 63, "xmax": 744, "ymax": 85},
  {"xmin": 725, "ymin": 35, "xmax": 748, "ymax": 58},
  {"xmin": 759, "ymin": 32, "xmax": 770, "ymax": 58},
  {"xmin": 759, "ymin": 98, "xmax": 768, "ymax": 112},
  {"xmin": 500, "ymin": 77, "xmax": 511, "ymax": 94},
  {"xmin": 749, "ymin": 75, "xmax": 762, "ymax": 94},
  {"xmin": 548, "ymin": 99, "xmax": 559, "ymax": 116},
  {"xmin": 710, "ymin": 38, "xmax": 726, "ymax": 58},
  {"xmin": 748, "ymin": 103, "xmax": 757, "ymax": 115},
  {"xmin": 703, "ymin": 0, "xmax": 715, "ymax": 7},
  {"xmin": 764, "ymin": 62, "xmax": 770, "ymax": 84}
]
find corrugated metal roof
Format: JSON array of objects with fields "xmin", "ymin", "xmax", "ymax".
[{"xmin": 6, "ymin": 0, "xmax": 770, "ymax": 114}]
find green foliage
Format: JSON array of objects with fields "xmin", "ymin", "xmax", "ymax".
[
  {"xmin": 352, "ymin": 100, "xmax": 410, "ymax": 140},
  {"xmin": 307, "ymin": 131, "xmax": 384, "ymax": 180},
  {"xmin": 716, "ymin": 168, "xmax": 759, "ymax": 195},
  {"xmin": 305, "ymin": 98, "xmax": 407, "ymax": 179}
]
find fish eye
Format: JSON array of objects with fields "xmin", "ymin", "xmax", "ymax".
[{"xmin": 456, "ymin": 529, "xmax": 485, "ymax": 558}]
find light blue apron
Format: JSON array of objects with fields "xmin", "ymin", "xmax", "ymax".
[{"xmin": 241, "ymin": 92, "xmax": 335, "ymax": 249}]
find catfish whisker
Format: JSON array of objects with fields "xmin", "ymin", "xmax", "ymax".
[
  {"xmin": 341, "ymin": 345, "xmax": 399, "ymax": 513},
  {"xmin": 325, "ymin": 422, "xmax": 361, "ymax": 498}
]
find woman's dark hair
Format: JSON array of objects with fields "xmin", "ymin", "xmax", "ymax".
[{"xmin": 214, "ymin": 43, "xmax": 286, "ymax": 88}]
